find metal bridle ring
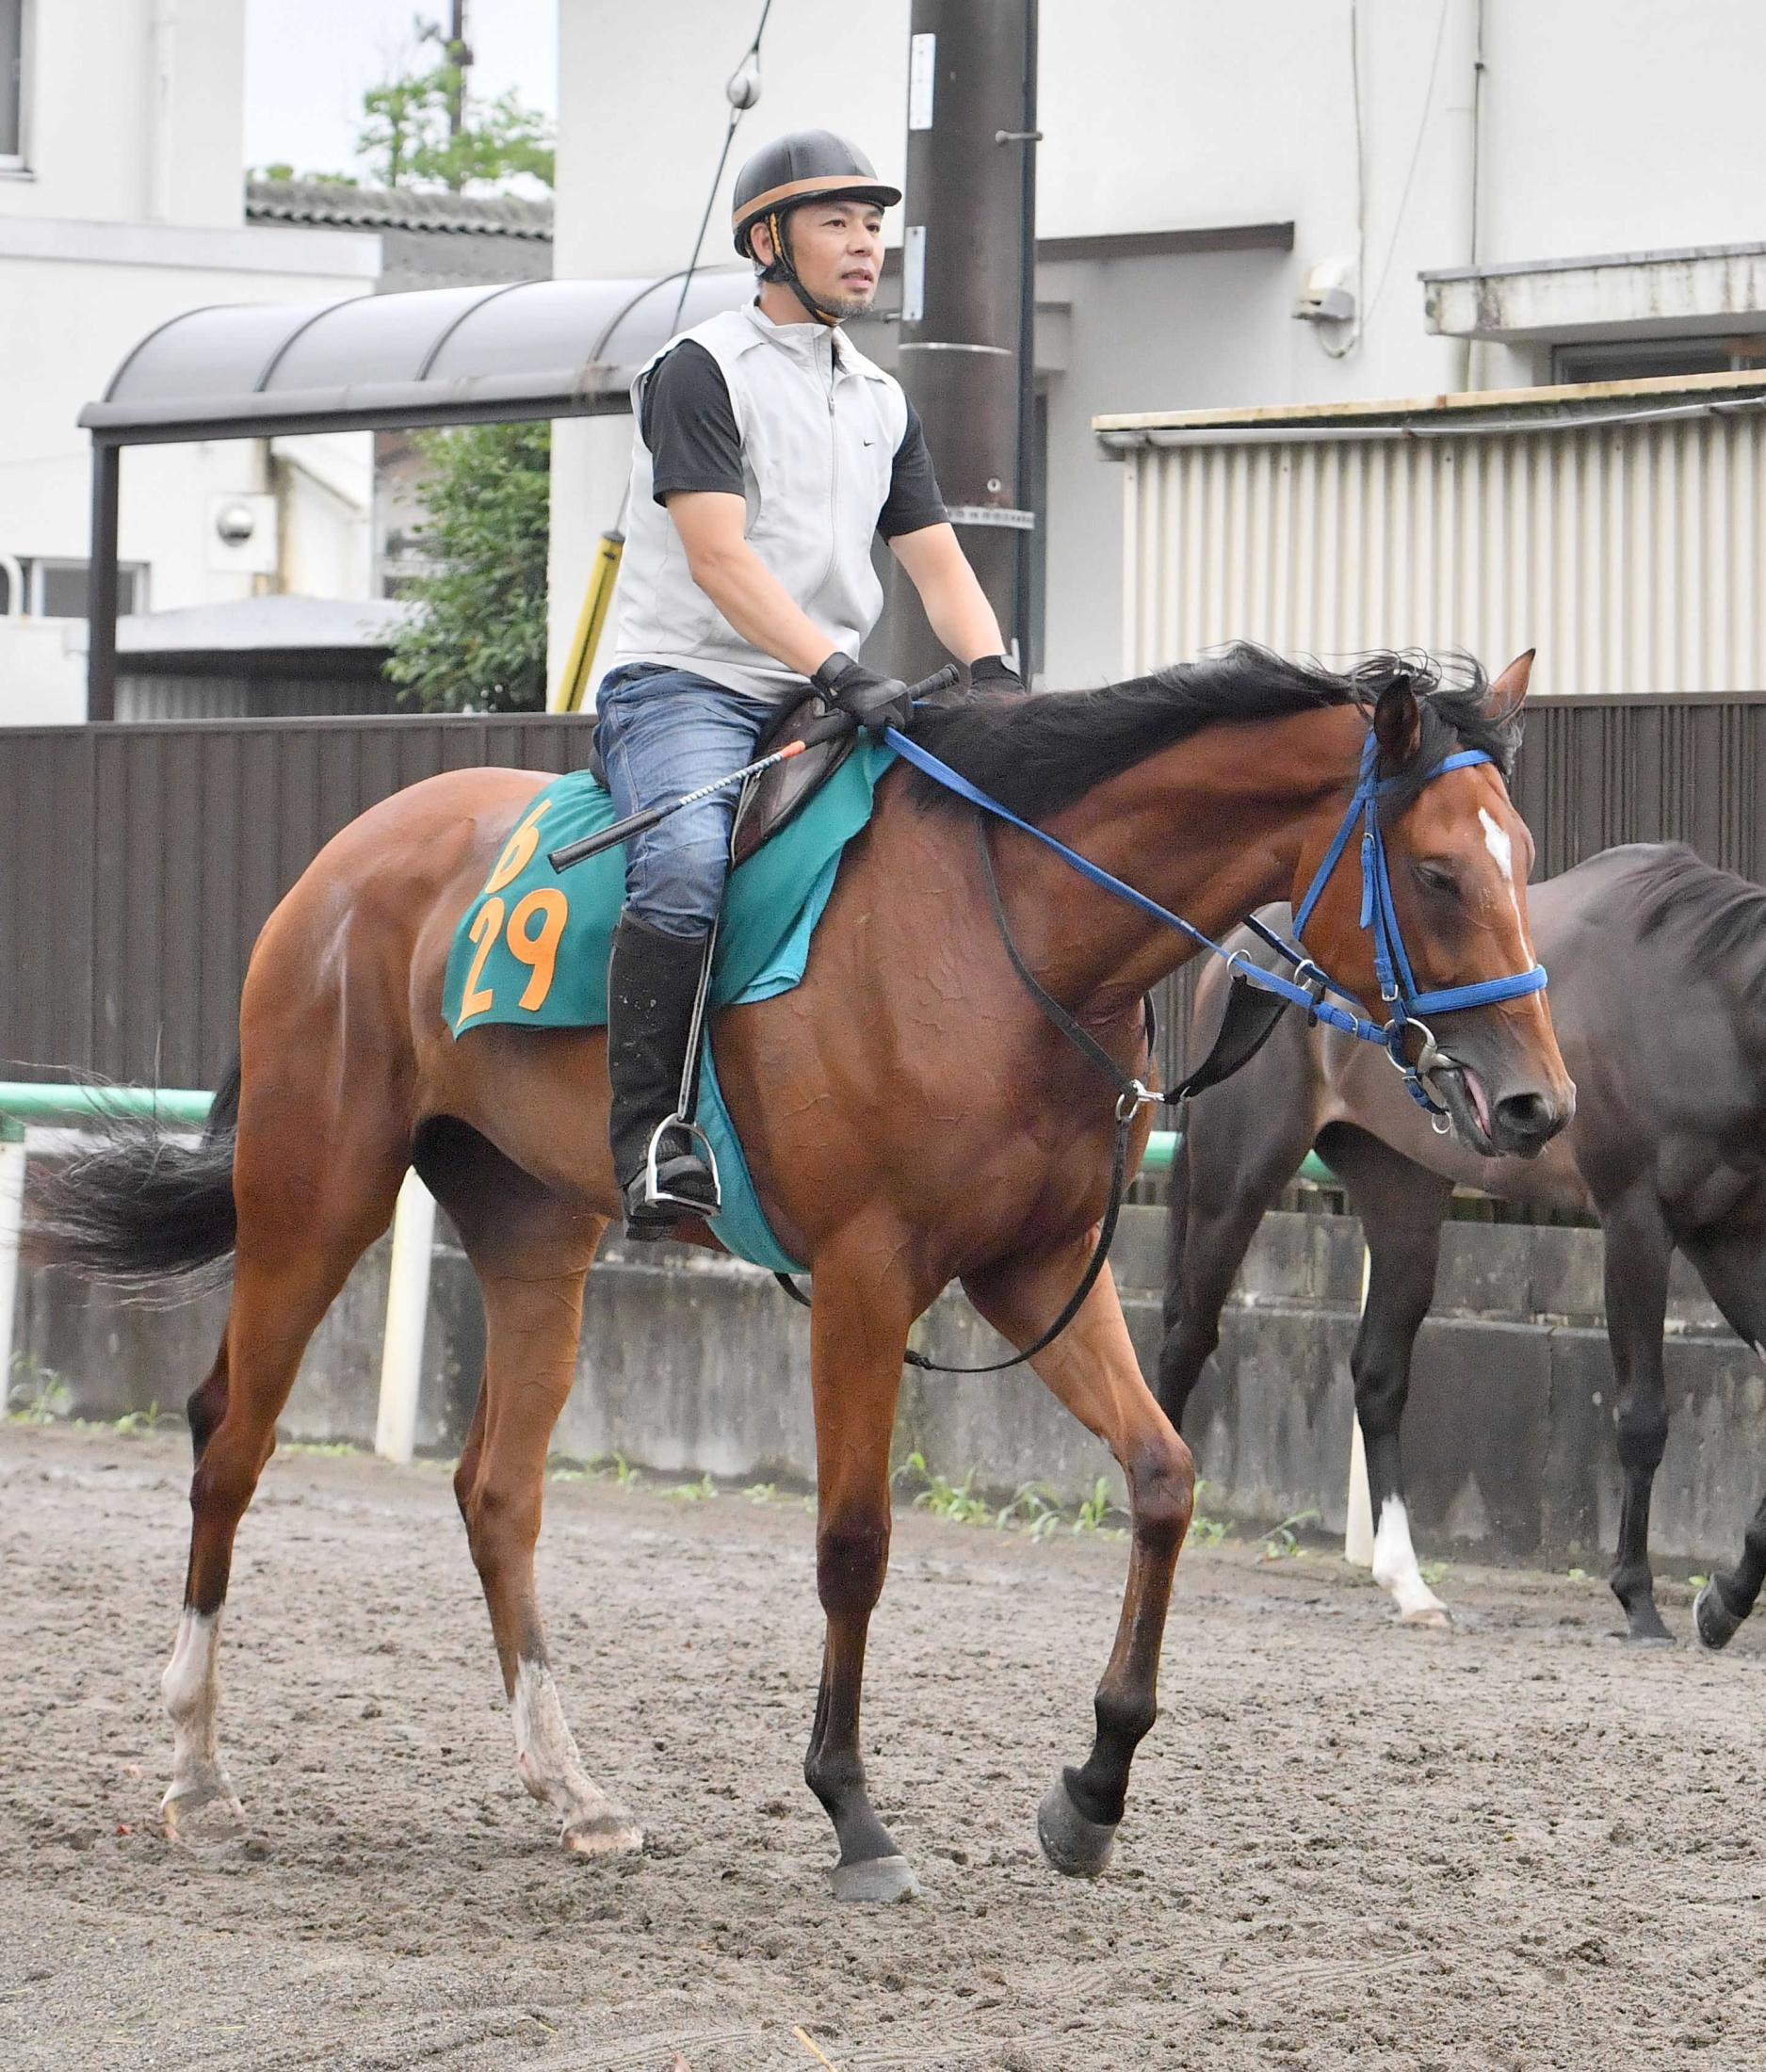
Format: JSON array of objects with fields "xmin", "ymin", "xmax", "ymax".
[{"xmin": 1116, "ymin": 1080, "xmax": 1158, "ymax": 1123}]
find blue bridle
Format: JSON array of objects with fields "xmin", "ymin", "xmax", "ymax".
[{"xmin": 883, "ymin": 720, "xmax": 1548, "ymax": 1122}]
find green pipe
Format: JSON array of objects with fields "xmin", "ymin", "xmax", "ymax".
[
  {"xmin": 0, "ymin": 1082, "xmax": 212, "ymax": 1126},
  {"xmin": 1143, "ymin": 1129, "xmax": 1336, "ymax": 1187}
]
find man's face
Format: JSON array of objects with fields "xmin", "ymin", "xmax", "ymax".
[{"xmin": 758, "ymin": 199, "xmax": 883, "ymax": 317}]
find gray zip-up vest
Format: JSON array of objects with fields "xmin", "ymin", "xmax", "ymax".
[{"xmin": 607, "ymin": 302, "xmax": 908, "ymax": 704}]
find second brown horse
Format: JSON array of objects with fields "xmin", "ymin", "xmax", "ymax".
[{"xmin": 32, "ymin": 644, "xmax": 1571, "ymax": 1902}]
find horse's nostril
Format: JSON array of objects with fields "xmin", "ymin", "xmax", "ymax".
[{"xmin": 1493, "ymin": 1091, "xmax": 1556, "ymax": 1141}]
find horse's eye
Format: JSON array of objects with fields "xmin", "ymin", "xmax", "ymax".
[{"xmin": 1413, "ymin": 861, "xmax": 1459, "ymax": 898}]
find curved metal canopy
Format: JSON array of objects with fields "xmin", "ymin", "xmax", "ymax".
[{"xmin": 80, "ymin": 270, "xmax": 755, "ymax": 445}]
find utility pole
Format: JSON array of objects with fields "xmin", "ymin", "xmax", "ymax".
[
  {"xmin": 446, "ymin": 1, "xmax": 470, "ymax": 144},
  {"xmin": 891, "ymin": 1, "xmax": 1039, "ymax": 684}
]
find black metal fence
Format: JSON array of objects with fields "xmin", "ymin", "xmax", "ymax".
[{"xmin": 0, "ymin": 693, "xmax": 1761, "ymax": 1090}]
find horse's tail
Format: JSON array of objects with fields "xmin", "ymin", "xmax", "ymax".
[{"xmin": 24, "ymin": 1057, "xmax": 241, "ymax": 1294}]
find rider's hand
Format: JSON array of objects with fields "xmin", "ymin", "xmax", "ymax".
[
  {"xmin": 812, "ymin": 652, "xmax": 915, "ymax": 739},
  {"xmin": 968, "ymin": 654, "xmax": 1024, "ymax": 691}
]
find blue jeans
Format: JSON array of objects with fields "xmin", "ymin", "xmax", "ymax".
[{"xmin": 594, "ymin": 665, "xmax": 778, "ymax": 939}]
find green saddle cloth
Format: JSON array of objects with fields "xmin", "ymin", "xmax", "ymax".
[{"xmin": 444, "ymin": 742, "xmax": 895, "ymax": 1271}]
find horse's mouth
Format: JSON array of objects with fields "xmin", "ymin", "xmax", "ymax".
[{"xmin": 1431, "ymin": 1059, "xmax": 1499, "ymax": 1157}]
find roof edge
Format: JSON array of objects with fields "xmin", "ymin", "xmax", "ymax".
[{"xmin": 1093, "ymin": 365, "xmax": 1766, "ymax": 437}]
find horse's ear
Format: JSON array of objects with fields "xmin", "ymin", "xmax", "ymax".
[
  {"xmin": 1485, "ymin": 648, "xmax": 1534, "ymax": 720},
  {"xmin": 1372, "ymin": 672, "xmax": 1421, "ymax": 766}
]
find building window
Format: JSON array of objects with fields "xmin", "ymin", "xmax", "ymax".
[
  {"xmin": 1553, "ymin": 336, "xmax": 1766, "ymax": 386},
  {"xmin": 1, "ymin": 0, "xmax": 26, "ymax": 167},
  {"xmin": 16, "ymin": 558, "xmax": 148, "ymax": 618}
]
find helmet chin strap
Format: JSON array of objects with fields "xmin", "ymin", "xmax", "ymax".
[{"xmin": 760, "ymin": 207, "xmax": 843, "ymax": 328}]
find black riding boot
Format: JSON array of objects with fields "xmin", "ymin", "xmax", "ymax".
[{"xmin": 607, "ymin": 911, "xmax": 721, "ymax": 1238}]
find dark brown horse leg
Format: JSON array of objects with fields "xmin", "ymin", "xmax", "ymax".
[
  {"xmin": 1155, "ymin": 1033, "xmax": 1317, "ymax": 1431},
  {"xmin": 1324, "ymin": 1126, "xmax": 1455, "ymax": 1625},
  {"xmin": 965, "ymin": 1246, "xmax": 1194, "ymax": 1879},
  {"xmin": 1600, "ymin": 1187, "xmax": 1675, "ymax": 1643},
  {"xmin": 802, "ymin": 1242, "xmax": 918, "ymax": 1902},
  {"xmin": 1678, "ymin": 1222, "xmax": 1766, "ymax": 1650}
]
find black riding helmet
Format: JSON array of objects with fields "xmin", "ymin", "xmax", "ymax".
[{"xmin": 731, "ymin": 130, "xmax": 900, "ymax": 325}]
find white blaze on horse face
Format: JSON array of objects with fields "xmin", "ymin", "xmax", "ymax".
[
  {"xmin": 1478, "ymin": 806, "xmax": 1534, "ymax": 957},
  {"xmin": 1369, "ymin": 1497, "xmax": 1449, "ymax": 1622}
]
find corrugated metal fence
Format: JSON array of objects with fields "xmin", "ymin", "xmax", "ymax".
[
  {"xmin": 0, "ymin": 715, "xmax": 596, "ymax": 1088},
  {"xmin": 0, "ymin": 698, "xmax": 1760, "ymax": 1090}
]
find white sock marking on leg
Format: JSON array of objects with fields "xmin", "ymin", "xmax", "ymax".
[
  {"xmin": 1370, "ymin": 1498, "xmax": 1448, "ymax": 1619},
  {"xmin": 510, "ymin": 1658, "xmax": 640, "ymax": 1847},
  {"xmin": 162, "ymin": 1608, "xmax": 225, "ymax": 1796}
]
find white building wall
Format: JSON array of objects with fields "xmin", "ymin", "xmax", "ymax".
[
  {"xmin": 4, "ymin": 0, "xmax": 245, "ymax": 228},
  {"xmin": 0, "ymin": 0, "xmax": 379, "ymax": 721},
  {"xmin": 553, "ymin": 0, "xmax": 1766, "ymax": 691}
]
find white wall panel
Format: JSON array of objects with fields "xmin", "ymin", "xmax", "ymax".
[{"xmin": 1122, "ymin": 407, "xmax": 1766, "ymax": 698}]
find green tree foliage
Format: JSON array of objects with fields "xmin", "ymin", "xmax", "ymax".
[
  {"xmin": 384, "ymin": 422, "xmax": 551, "ymax": 714},
  {"xmin": 357, "ymin": 62, "xmax": 555, "ymax": 193}
]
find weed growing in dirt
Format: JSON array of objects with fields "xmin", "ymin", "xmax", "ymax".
[
  {"xmin": 7, "ymin": 1353, "xmax": 71, "ymax": 1424},
  {"xmin": 662, "ymin": 1474, "xmax": 718, "ymax": 1503},
  {"xmin": 1419, "ymin": 1560, "xmax": 1452, "ymax": 1588},
  {"xmin": 282, "ymin": 1440, "xmax": 361, "ymax": 1458},
  {"xmin": 996, "ymin": 1481, "xmax": 1065, "ymax": 1541},
  {"xmin": 1189, "ymin": 1478, "xmax": 1230, "ymax": 1547},
  {"xmin": 1261, "ymin": 1509, "xmax": 1320, "ymax": 1560},
  {"xmin": 1071, "ymin": 1477, "xmax": 1127, "ymax": 1537},
  {"xmin": 894, "ymin": 1452, "xmax": 993, "ymax": 1526},
  {"xmin": 111, "ymin": 1403, "xmax": 179, "ymax": 1436}
]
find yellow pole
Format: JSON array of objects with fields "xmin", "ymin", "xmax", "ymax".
[{"xmin": 550, "ymin": 529, "xmax": 625, "ymax": 714}]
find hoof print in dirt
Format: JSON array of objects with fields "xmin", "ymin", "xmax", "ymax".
[
  {"xmin": 1394, "ymin": 1605, "xmax": 1453, "ymax": 1630},
  {"xmin": 162, "ymin": 1782, "xmax": 249, "ymax": 1853},
  {"xmin": 1036, "ymin": 1778, "xmax": 1116, "ymax": 1879},
  {"xmin": 827, "ymin": 1853, "xmax": 919, "ymax": 1903},
  {"xmin": 561, "ymin": 1814, "xmax": 646, "ymax": 1858}
]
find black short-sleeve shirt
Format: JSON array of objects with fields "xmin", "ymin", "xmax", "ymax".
[{"xmin": 639, "ymin": 339, "xmax": 948, "ymax": 541}]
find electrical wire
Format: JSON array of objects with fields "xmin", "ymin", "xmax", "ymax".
[
  {"xmin": 582, "ymin": 3, "xmax": 777, "ymax": 566},
  {"xmin": 668, "ymin": 0, "xmax": 775, "ymax": 335},
  {"xmin": 1319, "ymin": 0, "xmax": 1366, "ymax": 361},
  {"xmin": 1363, "ymin": 0, "xmax": 1452, "ymax": 327}
]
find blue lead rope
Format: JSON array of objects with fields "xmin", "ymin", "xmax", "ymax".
[{"xmin": 883, "ymin": 720, "xmax": 1547, "ymax": 1117}]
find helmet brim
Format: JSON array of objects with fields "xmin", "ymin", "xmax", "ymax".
[{"xmin": 732, "ymin": 178, "xmax": 901, "ymax": 257}]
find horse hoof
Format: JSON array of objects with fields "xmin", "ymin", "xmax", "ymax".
[
  {"xmin": 162, "ymin": 1776, "xmax": 247, "ymax": 1849},
  {"xmin": 1036, "ymin": 1777, "xmax": 1117, "ymax": 1879},
  {"xmin": 1395, "ymin": 1604, "xmax": 1452, "ymax": 1630},
  {"xmin": 562, "ymin": 1810, "xmax": 645, "ymax": 1857},
  {"xmin": 1694, "ymin": 1579, "xmax": 1742, "ymax": 1654},
  {"xmin": 827, "ymin": 1853, "xmax": 918, "ymax": 1904}
]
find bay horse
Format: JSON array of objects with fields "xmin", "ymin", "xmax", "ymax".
[
  {"xmin": 30, "ymin": 645, "xmax": 1570, "ymax": 1902},
  {"xmin": 1157, "ymin": 843, "xmax": 1766, "ymax": 1643}
]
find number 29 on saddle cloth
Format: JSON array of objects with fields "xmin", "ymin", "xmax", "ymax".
[{"xmin": 441, "ymin": 714, "xmax": 892, "ymax": 1043}]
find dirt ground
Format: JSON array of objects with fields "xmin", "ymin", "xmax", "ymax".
[{"xmin": 5, "ymin": 1423, "xmax": 1766, "ymax": 2072}]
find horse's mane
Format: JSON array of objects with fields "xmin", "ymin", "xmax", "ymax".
[
  {"xmin": 906, "ymin": 643, "xmax": 1518, "ymax": 823},
  {"xmin": 1620, "ymin": 844, "xmax": 1766, "ymax": 1003}
]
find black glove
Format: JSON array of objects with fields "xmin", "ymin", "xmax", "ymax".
[
  {"xmin": 812, "ymin": 652, "xmax": 915, "ymax": 739},
  {"xmin": 968, "ymin": 654, "xmax": 1024, "ymax": 691}
]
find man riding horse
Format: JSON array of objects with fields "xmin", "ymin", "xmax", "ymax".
[{"xmin": 599, "ymin": 129, "xmax": 1020, "ymax": 1238}]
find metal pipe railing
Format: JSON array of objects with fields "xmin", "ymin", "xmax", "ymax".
[{"xmin": 0, "ymin": 1082, "xmax": 211, "ymax": 1125}]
